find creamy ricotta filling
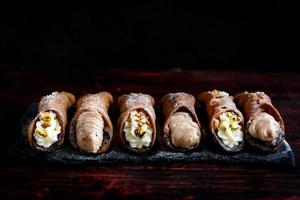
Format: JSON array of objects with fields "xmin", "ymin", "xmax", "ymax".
[
  {"xmin": 33, "ymin": 111, "xmax": 61, "ymax": 148},
  {"xmin": 123, "ymin": 110, "xmax": 153, "ymax": 149},
  {"xmin": 217, "ymin": 112, "xmax": 243, "ymax": 148}
]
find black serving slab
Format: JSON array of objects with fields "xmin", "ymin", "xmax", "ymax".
[{"xmin": 9, "ymin": 103, "xmax": 296, "ymax": 167}]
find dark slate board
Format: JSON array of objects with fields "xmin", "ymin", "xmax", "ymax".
[{"xmin": 9, "ymin": 103, "xmax": 296, "ymax": 167}]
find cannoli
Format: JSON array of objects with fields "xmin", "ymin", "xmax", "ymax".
[
  {"xmin": 234, "ymin": 91, "xmax": 285, "ymax": 152},
  {"xmin": 161, "ymin": 92, "xmax": 201, "ymax": 150},
  {"xmin": 118, "ymin": 93, "xmax": 156, "ymax": 153},
  {"xmin": 198, "ymin": 90, "xmax": 244, "ymax": 152},
  {"xmin": 69, "ymin": 92, "xmax": 113, "ymax": 154},
  {"xmin": 27, "ymin": 91, "xmax": 75, "ymax": 152}
]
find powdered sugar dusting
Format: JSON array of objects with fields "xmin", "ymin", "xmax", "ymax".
[
  {"xmin": 39, "ymin": 91, "xmax": 68, "ymax": 111},
  {"xmin": 124, "ymin": 93, "xmax": 153, "ymax": 108},
  {"xmin": 165, "ymin": 92, "xmax": 190, "ymax": 110},
  {"xmin": 79, "ymin": 94, "xmax": 104, "ymax": 114},
  {"xmin": 209, "ymin": 90, "xmax": 229, "ymax": 97},
  {"xmin": 121, "ymin": 93, "xmax": 155, "ymax": 120}
]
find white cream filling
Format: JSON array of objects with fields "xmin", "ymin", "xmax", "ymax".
[
  {"xmin": 123, "ymin": 111, "xmax": 153, "ymax": 149},
  {"xmin": 217, "ymin": 112, "xmax": 243, "ymax": 148},
  {"xmin": 33, "ymin": 111, "xmax": 61, "ymax": 148}
]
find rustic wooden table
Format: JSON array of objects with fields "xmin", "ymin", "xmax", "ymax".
[{"xmin": 0, "ymin": 66, "xmax": 299, "ymax": 199}]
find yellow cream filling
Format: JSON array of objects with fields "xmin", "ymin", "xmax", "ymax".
[
  {"xmin": 123, "ymin": 110, "xmax": 153, "ymax": 149},
  {"xmin": 217, "ymin": 112, "xmax": 243, "ymax": 148},
  {"xmin": 33, "ymin": 111, "xmax": 61, "ymax": 148}
]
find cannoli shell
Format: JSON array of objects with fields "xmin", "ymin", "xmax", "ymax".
[
  {"xmin": 234, "ymin": 91, "xmax": 284, "ymax": 132},
  {"xmin": 27, "ymin": 91, "xmax": 75, "ymax": 152},
  {"xmin": 118, "ymin": 93, "xmax": 156, "ymax": 153},
  {"xmin": 198, "ymin": 90, "xmax": 244, "ymax": 152},
  {"xmin": 234, "ymin": 92, "xmax": 285, "ymax": 151},
  {"xmin": 69, "ymin": 92, "xmax": 113, "ymax": 153},
  {"xmin": 162, "ymin": 92, "xmax": 201, "ymax": 150}
]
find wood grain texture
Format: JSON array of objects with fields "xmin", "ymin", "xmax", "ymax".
[{"xmin": 0, "ymin": 65, "xmax": 300, "ymax": 199}]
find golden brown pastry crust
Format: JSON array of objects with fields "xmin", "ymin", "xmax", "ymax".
[
  {"xmin": 118, "ymin": 93, "xmax": 156, "ymax": 153},
  {"xmin": 27, "ymin": 91, "xmax": 75, "ymax": 152},
  {"xmin": 234, "ymin": 91, "xmax": 284, "ymax": 132},
  {"xmin": 234, "ymin": 91, "xmax": 285, "ymax": 151},
  {"xmin": 69, "ymin": 92, "xmax": 113, "ymax": 154},
  {"xmin": 198, "ymin": 90, "xmax": 244, "ymax": 152},
  {"xmin": 162, "ymin": 92, "xmax": 201, "ymax": 150}
]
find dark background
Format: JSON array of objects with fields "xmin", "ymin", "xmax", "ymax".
[
  {"xmin": 0, "ymin": 1, "xmax": 299, "ymax": 70},
  {"xmin": 1, "ymin": 2, "xmax": 300, "ymax": 199}
]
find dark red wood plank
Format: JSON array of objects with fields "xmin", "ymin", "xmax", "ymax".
[{"xmin": 0, "ymin": 65, "xmax": 299, "ymax": 199}]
